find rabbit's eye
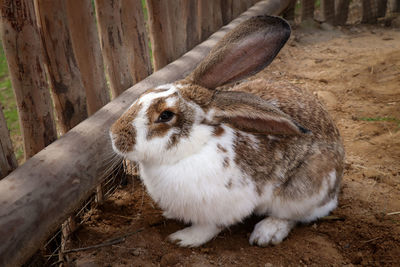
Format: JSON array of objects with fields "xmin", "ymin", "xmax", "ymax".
[{"xmin": 156, "ymin": 110, "xmax": 174, "ymax": 123}]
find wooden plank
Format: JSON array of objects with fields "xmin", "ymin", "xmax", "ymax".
[
  {"xmin": 145, "ymin": 0, "xmax": 172, "ymax": 71},
  {"xmin": 0, "ymin": 1, "xmax": 292, "ymax": 266},
  {"xmin": 334, "ymin": 0, "xmax": 350, "ymax": 25},
  {"xmin": 198, "ymin": 0, "xmax": 223, "ymax": 41},
  {"xmin": 321, "ymin": 0, "xmax": 335, "ymax": 23},
  {"xmin": 146, "ymin": 0, "xmax": 201, "ymax": 71},
  {"xmin": 0, "ymin": 103, "xmax": 17, "ymax": 179},
  {"xmin": 221, "ymin": 0, "xmax": 234, "ymax": 25},
  {"xmin": 0, "ymin": 0, "xmax": 57, "ymax": 159},
  {"xmin": 185, "ymin": 0, "xmax": 201, "ymax": 51},
  {"xmin": 36, "ymin": 0, "xmax": 88, "ymax": 134},
  {"xmin": 168, "ymin": 0, "xmax": 190, "ymax": 61},
  {"xmin": 300, "ymin": 0, "xmax": 315, "ymax": 21},
  {"xmin": 283, "ymin": 0, "xmax": 296, "ymax": 21},
  {"xmin": 232, "ymin": 0, "xmax": 250, "ymax": 18},
  {"xmin": 389, "ymin": 0, "xmax": 400, "ymax": 12},
  {"xmin": 65, "ymin": 0, "xmax": 110, "ymax": 115},
  {"xmin": 376, "ymin": 0, "xmax": 388, "ymax": 17},
  {"xmin": 361, "ymin": 0, "xmax": 377, "ymax": 23},
  {"xmin": 121, "ymin": 0, "xmax": 152, "ymax": 84},
  {"xmin": 94, "ymin": 0, "xmax": 134, "ymax": 97}
]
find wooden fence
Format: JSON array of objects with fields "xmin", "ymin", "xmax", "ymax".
[
  {"xmin": 0, "ymin": 0, "xmax": 263, "ymax": 169},
  {"xmin": 282, "ymin": 0, "xmax": 400, "ymax": 25},
  {"xmin": 0, "ymin": 0, "xmax": 398, "ymax": 266}
]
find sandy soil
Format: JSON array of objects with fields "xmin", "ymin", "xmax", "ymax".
[{"xmin": 66, "ymin": 23, "xmax": 400, "ymax": 266}]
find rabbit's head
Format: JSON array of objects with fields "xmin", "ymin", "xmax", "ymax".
[{"xmin": 110, "ymin": 16, "xmax": 307, "ymax": 164}]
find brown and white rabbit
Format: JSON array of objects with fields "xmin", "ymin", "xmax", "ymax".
[{"xmin": 110, "ymin": 16, "xmax": 345, "ymax": 247}]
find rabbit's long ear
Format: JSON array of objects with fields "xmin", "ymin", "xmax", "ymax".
[
  {"xmin": 209, "ymin": 91, "xmax": 309, "ymax": 135},
  {"xmin": 191, "ymin": 16, "xmax": 291, "ymax": 89}
]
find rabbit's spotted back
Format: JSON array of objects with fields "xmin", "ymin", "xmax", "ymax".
[
  {"xmin": 110, "ymin": 15, "xmax": 344, "ymax": 248},
  {"xmin": 224, "ymin": 78, "xmax": 344, "ymax": 202},
  {"xmin": 231, "ymin": 78, "xmax": 342, "ymax": 142}
]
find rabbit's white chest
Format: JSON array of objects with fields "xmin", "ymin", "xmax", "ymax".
[{"xmin": 139, "ymin": 128, "xmax": 259, "ymax": 226}]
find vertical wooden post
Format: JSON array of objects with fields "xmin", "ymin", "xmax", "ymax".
[
  {"xmin": 300, "ymin": 0, "xmax": 315, "ymax": 21},
  {"xmin": 36, "ymin": 0, "xmax": 88, "ymax": 134},
  {"xmin": 221, "ymin": 0, "xmax": 234, "ymax": 25},
  {"xmin": 0, "ymin": 0, "xmax": 57, "ymax": 160},
  {"xmin": 146, "ymin": 0, "xmax": 173, "ymax": 71},
  {"xmin": 185, "ymin": 0, "xmax": 201, "ymax": 51},
  {"xmin": 95, "ymin": 0, "xmax": 148, "ymax": 97},
  {"xmin": 0, "ymin": 103, "xmax": 17, "ymax": 179},
  {"xmin": 198, "ymin": 0, "xmax": 223, "ymax": 42},
  {"xmin": 283, "ymin": 0, "xmax": 296, "ymax": 21},
  {"xmin": 36, "ymin": 1, "xmax": 90, "ymax": 258},
  {"xmin": 376, "ymin": 0, "xmax": 388, "ymax": 17},
  {"xmin": 232, "ymin": 0, "xmax": 250, "ymax": 19},
  {"xmin": 335, "ymin": 0, "xmax": 350, "ymax": 25},
  {"xmin": 66, "ymin": 0, "xmax": 112, "ymax": 207},
  {"xmin": 361, "ymin": 0, "xmax": 377, "ymax": 23},
  {"xmin": 121, "ymin": 0, "xmax": 152, "ymax": 83},
  {"xmin": 65, "ymin": 0, "xmax": 110, "ymax": 115},
  {"xmin": 321, "ymin": 0, "xmax": 335, "ymax": 23},
  {"xmin": 94, "ymin": 0, "xmax": 132, "ymax": 97},
  {"xmin": 165, "ymin": 0, "xmax": 189, "ymax": 61},
  {"xmin": 389, "ymin": 0, "xmax": 400, "ymax": 12}
]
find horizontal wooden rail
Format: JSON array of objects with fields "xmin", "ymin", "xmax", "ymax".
[{"xmin": 0, "ymin": 0, "xmax": 291, "ymax": 266}]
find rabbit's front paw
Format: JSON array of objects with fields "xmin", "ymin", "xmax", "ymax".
[
  {"xmin": 249, "ymin": 217, "xmax": 295, "ymax": 247},
  {"xmin": 168, "ymin": 224, "xmax": 221, "ymax": 247}
]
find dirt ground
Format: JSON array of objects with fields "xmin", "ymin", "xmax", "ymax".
[{"xmin": 66, "ymin": 22, "xmax": 400, "ymax": 266}]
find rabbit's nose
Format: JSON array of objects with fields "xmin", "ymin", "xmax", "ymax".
[{"xmin": 110, "ymin": 120, "xmax": 136, "ymax": 154}]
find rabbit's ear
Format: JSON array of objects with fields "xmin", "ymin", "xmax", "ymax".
[
  {"xmin": 191, "ymin": 16, "xmax": 290, "ymax": 89},
  {"xmin": 209, "ymin": 91, "xmax": 309, "ymax": 135}
]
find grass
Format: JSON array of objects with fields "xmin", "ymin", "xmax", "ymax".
[
  {"xmin": 358, "ymin": 117, "xmax": 400, "ymax": 129},
  {"xmin": 0, "ymin": 43, "xmax": 23, "ymax": 161}
]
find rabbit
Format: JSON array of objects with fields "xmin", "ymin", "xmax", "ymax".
[{"xmin": 110, "ymin": 15, "xmax": 345, "ymax": 247}]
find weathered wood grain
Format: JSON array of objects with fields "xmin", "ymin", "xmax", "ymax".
[
  {"xmin": 121, "ymin": 0, "xmax": 152, "ymax": 84},
  {"xmin": 95, "ymin": 0, "xmax": 150, "ymax": 97},
  {"xmin": 389, "ymin": 0, "xmax": 400, "ymax": 12},
  {"xmin": 300, "ymin": 0, "xmax": 315, "ymax": 21},
  {"xmin": 361, "ymin": 0, "xmax": 377, "ymax": 24},
  {"xmin": 283, "ymin": 0, "xmax": 296, "ymax": 21},
  {"xmin": 198, "ymin": 0, "xmax": 223, "ymax": 41},
  {"xmin": 65, "ymin": 0, "xmax": 110, "ymax": 115},
  {"xmin": 36, "ymin": 0, "xmax": 88, "ymax": 134},
  {"xmin": 146, "ymin": 0, "xmax": 176, "ymax": 70},
  {"xmin": 0, "ymin": 0, "xmax": 57, "ymax": 159},
  {"xmin": 335, "ymin": 0, "xmax": 351, "ymax": 25},
  {"xmin": 376, "ymin": 0, "xmax": 388, "ymax": 18},
  {"xmin": 321, "ymin": 0, "xmax": 335, "ymax": 23}
]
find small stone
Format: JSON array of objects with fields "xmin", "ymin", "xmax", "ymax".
[
  {"xmin": 133, "ymin": 249, "xmax": 141, "ymax": 256},
  {"xmin": 160, "ymin": 252, "xmax": 181, "ymax": 266}
]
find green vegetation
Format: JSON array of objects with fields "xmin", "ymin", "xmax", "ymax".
[
  {"xmin": 358, "ymin": 116, "xmax": 400, "ymax": 129},
  {"xmin": 0, "ymin": 44, "xmax": 23, "ymax": 161}
]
